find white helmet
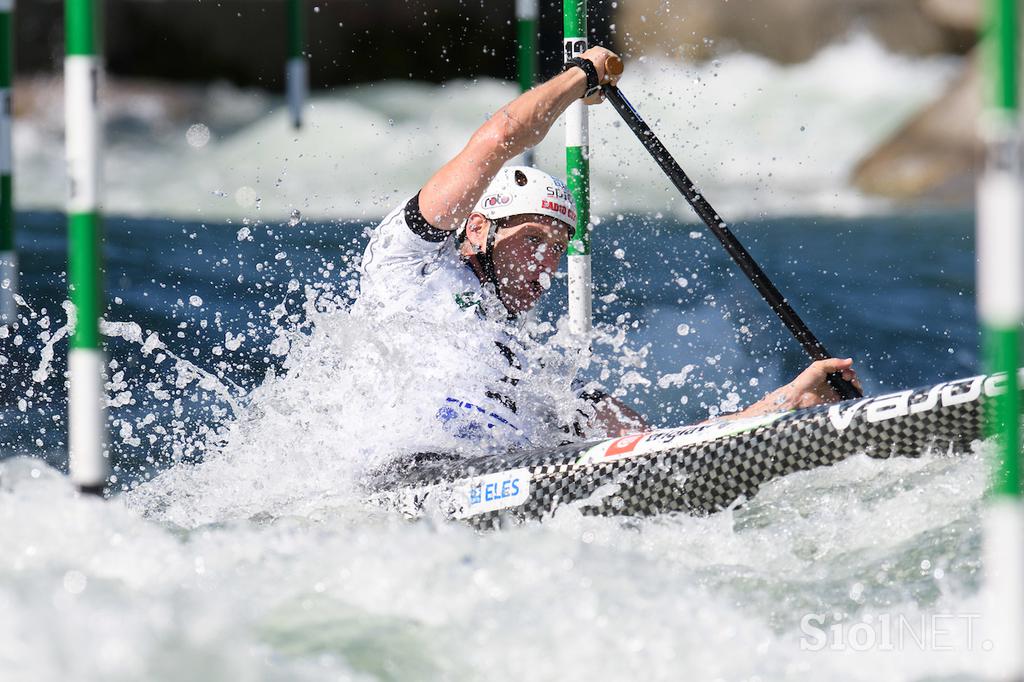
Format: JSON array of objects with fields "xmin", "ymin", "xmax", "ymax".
[{"xmin": 470, "ymin": 166, "xmax": 577, "ymax": 234}]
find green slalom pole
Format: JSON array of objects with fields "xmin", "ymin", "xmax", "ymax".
[
  {"xmin": 564, "ymin": 0, "xmax": 591, "ymax": 336},
  {"xmin": 65, "ymin": 0, "xmax": 108, "ymax": 494},
  {"xmin": 516, "ymin": 0, "xmax": 538, "ymax": 166},
  {"xmin": 0, "ymin": 0, "xmax": 14, "ymax": 323},
  {"xmin": 979, "ymin": 0, "xmax": 1024, "ymax": 675},
  {"xmin": 286, "ymin": 0, "xmax": 307, "ymax": 129}
]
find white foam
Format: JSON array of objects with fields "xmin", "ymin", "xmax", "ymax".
[
  {"xmin": 13, "ymin": 34, "xmax": 960, "ymax": 222},
  {"xmin": 0, "ymin": 440, "xmax": 999, "ymax": 679}
]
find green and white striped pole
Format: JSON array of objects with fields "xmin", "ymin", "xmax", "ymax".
[
  {"xmin": 286, "ymin": 0, "xmax": 306, "ymax": 129},
  {"xmin": 516, "ymin": 0, "xmax": 538, "ymax": 166},
  {"xmin": 0, "ymin": 0, "xmax": 14, "ymax": 324},
  {"xmin": 564, "ymin": 0, "xmax": 591, "ymax": 336},
  {"xmin": 65, "ymin": 0, "xmax": 107, "ymax": 494},
  {"xmin": 980, "ymin": 0, "xmax": 1024, "ymax": 675}
]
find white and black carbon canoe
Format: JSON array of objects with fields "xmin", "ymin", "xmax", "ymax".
[{"xmin": 369, "ymin": 371, "xmax": 1023, "ymax": 529}]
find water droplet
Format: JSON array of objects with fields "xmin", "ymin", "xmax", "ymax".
[
  {"xmin": 186, "ymin": 123, "xmax": 211, "ymax": 148},
  {"xmin": 235, "ymin": 186, "xmax": 257, "ymax": 208}
]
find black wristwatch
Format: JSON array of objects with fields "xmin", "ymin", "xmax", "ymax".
[{"xmin": 564, "ymin": 56, "xmax": 601, "ymax": 98}]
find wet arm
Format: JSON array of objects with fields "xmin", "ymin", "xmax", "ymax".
[{"xmin": 417, "ymin": 68, "xmax": 589, "ymax": 232}]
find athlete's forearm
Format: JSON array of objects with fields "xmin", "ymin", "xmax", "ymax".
[
  {"xmin": 418, "ymin": 69, "xmax": 587, "ymax": 230},
  {"xmin": 418, "ymin": 47, "xmax": 621, "ymax": 231},
  {"xmin": 483, "ymin": 68, "xmax": 588, "ymax": 161}
]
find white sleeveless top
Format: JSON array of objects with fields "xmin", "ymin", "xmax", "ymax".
[{"xmin": 355, "ymin": 195, "xmax": 536, "ymax": 450}]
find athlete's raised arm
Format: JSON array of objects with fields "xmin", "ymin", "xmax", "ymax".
[{"xmin": 418, "ymin": 46, "xmax": 622, "ymax": 232}]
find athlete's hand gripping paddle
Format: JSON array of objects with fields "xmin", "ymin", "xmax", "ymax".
[{"xmin": 600, "ymin": 56, "xmax": 862, "ymax": 400}]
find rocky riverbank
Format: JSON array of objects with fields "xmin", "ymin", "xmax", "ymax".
[{"xmin": 615, "ymin": 0, "xmax": 975, "ymax": 63}]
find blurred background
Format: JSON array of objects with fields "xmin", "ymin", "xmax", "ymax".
[{"xmin": 12, "ymin": 0, "xmax": 982, "ymax": 219}]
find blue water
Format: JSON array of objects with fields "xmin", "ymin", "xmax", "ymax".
[
  {"xmin": 0, "ymin": 208, "xmax": 977, "ymax": 482},
  {"xmin": 4, "ymin": 206, "xmax": 1011, "ymax": 682}
]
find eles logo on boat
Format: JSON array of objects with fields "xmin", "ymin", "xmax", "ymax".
[
  {"xmin": 469, "ymin": 476, "xmax": 520, "ymax": 505},
  {"xmin": 455, "ymin": 468, "xmax": 531, "ymax": 519}
]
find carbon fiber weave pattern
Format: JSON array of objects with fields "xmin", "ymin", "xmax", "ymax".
[{"xmin": 370, "ymin": 372, "xmax": 1018, "ymax": 529}]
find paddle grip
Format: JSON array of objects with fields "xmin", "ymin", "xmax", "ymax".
[{"xmin": 826, "ymin": 371, "xmax": 860, "ymax": 401}]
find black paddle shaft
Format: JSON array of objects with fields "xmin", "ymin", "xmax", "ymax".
[{"xmin": 602, "ymin": 84, "xmax": 862, "ymax": 400}]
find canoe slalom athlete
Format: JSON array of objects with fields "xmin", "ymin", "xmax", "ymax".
[{"xmin": 355, "ymin": 45, "xmax": 861, "ymax": 448}]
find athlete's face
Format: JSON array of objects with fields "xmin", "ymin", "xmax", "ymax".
[{"xmin": 491, "ymin": 214, "xmax": 572, "ymax": 316}]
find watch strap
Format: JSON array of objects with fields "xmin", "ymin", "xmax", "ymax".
[{"xmin": 564, "ymin": 56, "xmax": 601, "ymax": 98}]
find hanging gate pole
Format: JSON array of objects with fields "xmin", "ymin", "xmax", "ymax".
[
  {"xmin": 980, "ymin": 0, "xmax": 1024, "ymax": 676},
  {"xmin": 0, "ymin": 0, "xmax": 14, "ymax": 323},
  {"xmin": 516, "ymin": 0, "xmax": 538, "ymax": 166},
  {"xmin": 286, "ymin": 0, "xmax": 307, "ymax": 129},
  {"xmin": 65, "ymin": 0, "xmax": 108, "ymax": 494},
  {"xmin": 563, "ymin": 0, "xmax": 591, "ymax": 337}
]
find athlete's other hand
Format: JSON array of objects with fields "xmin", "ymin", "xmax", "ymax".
[
  {"xmin": 776, "ymin": 358, "xmax": 862, "ymax": 408},
  {"xmin": 580, "ymin": 46, "xmax": 622, "ymax": 105},
  {"xmin": 726, "ymin": 358, "xmax": 862, "ymax": 419}
]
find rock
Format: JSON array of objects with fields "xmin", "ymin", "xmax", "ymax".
[
  {"xmin": 851, "ymin": 53, "xmax": 979, "ymax": 202},
  {"xmin": 612, "ymin": 0, "xmax": 982, "ymax": 202},
  {"xmin": 921, "ymin": 0, "xmax": 981, "ymax": 31},
  {"xmin": 847, "ymin": 1, "xmax": 980, "ymax": 202},
  {"xmin": 614, "ymin": 0, "xmax": 975, "ymax": 63}
]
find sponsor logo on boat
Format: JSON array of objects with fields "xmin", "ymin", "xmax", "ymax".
[
  {"xmin": 827, "ymin": 369, "xmax": 1024, "ymax": 431},
  {"xmin": 604, "ymin": 433, "xmax": 645, "ymax": 457},
  {"xmin": 580, "ymin": 413, "xmax": 784, "ymax": 465},
  {"xmin": 451, "ymin": 468, "xmax": 531, "ymax": 519}
]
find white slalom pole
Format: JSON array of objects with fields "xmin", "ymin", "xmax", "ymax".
[
  {"xmin": 286, "ymin": 57, "xmax": 307, "ymax": 129},
  {"xmin": 564, "ymin": 0, "xmax": 591, "ymax": 337},
  {"xmin": 516, "ymin": 0, "xmax": 538, "ymax": 167},
  {"xmin": 979, "ymin": 0, "xmax": 1024, "ymax": 677},
  {"xmin": 66, "ymin": 0, "xmax": 108, "ymax": 494},
  {"xmin": 68, "ymin": 348, "xmax": 108, "ymax": 489},
  {"xmin": 0, "ymin": 0, "xmax": 14, "ymax": 324},
  {"xmin": 286, "ymin": 0, "xmax": 307, "ymax": 129},
  {"xmin": 0, "ymin": 253, "xmax": 14, "ymax": 323}
]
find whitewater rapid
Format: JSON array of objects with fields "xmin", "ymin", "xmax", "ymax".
[
  {"xmin": 0, "ymin": 36, "xmax": 995, "ymax": 682},
  {"xmin": 14, "ymin": 34, "xmax": 960, "ymax": 223},
  {"xmin": 0, "ymin": 441, "xmax": 1002, "ymax": 680}
]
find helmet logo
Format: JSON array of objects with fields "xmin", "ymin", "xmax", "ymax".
[
  {"xmin": 540, "ymin": 199, "xmax": 577, "ymax": 223},
  {"xmin": 482, "ymin": 193, "xmax": 512, "ymax": 208},
  {"xmin": 546, "ymin": 184, "xmax": 573, "ymax": 203}
]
